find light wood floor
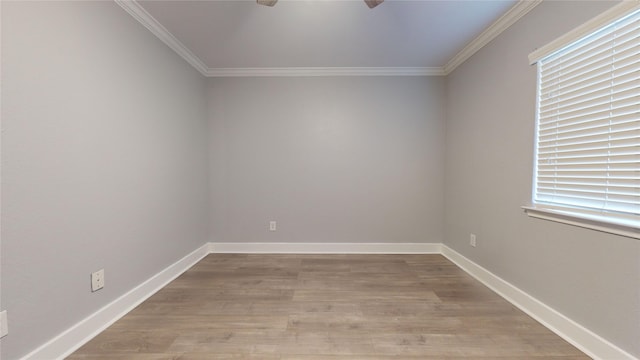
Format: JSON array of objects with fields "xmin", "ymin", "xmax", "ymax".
[{"xmin": 68, "ymin": 254, "xmax": 588, "ymax": 359}]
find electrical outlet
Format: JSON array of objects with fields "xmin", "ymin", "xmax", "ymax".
[
  {"xmin": 470, "ymin": 233, "xmax": 477, "ymax": 247},
  {"xmin": 91, "ymin": 269, "xmax": 105, "ymax": 292},
  {"xmin": 0, "ymin": 310, "xmax": 8, "ymax": 338},
  {"xmin": 269, "ymin": 221, "xmax": 277, "ymax": 231}
]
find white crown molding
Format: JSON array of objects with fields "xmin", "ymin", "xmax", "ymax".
[
  {"xmin": 443, "ymin": 0, "xmax": 543, "ymax": 75},
  {"xmin": 206, "ymin": 67, "xmax": 444, "ymax": 77},
  {"xmin": 116, "ymin": 0, "xmax": 541, "ymax": 77},
  {"xmin": 528, "ymin": 0, "xmax": 640, "ymax": 64},
  {"xmin": 115, "ymin": 0, "xmax": 208, "ymax": 76},
  {"xmin": 114, "ymin": 1, "xmax": 442, "ymax": 77}
]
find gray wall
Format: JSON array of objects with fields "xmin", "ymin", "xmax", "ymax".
[
  {"xmin": 208, "ymin": 77, "xmax": 445, "ymax": 244},
  {"xmin": 444, "ymin": 1, "xmax": 640, "ymax": 357},
  {"xmin": 1, "ymin": 2, "xmax": 209, "ymax": 359},
  {"xmin": 3, "ymin": 0, "xmax": 638, "ymax": 358}
]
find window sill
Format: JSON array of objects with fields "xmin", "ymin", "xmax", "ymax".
[{"xmin": 522, "ymin": 206, "xmax": 640, "ymax": 240}]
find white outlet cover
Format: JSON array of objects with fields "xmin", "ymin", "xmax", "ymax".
[
  {"xmin": 269, "ymin": 221, "xmax": 277, "ymax": 231},
  {"xmin": 0, "ymin": 310, "xmax": 8, "ymax": 338},
  {"xmin": 91, "ymin": 269, "xmax": 105, "ymax": 292}
]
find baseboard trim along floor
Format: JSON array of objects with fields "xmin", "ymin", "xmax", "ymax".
[
  {"xmin": 208, "ymin": 242, "xmax": 443, "ymax": 254},
  {"xmin": 439, "ymin": 246, "xmax": 635, "ymax": 360},
  {"xmin": 20, "ymin": 243, "xmax": 211, "ymax": 360},
  {"xmin": 21, "ymin": 242, "xmax": 637, "ymax": 360}
]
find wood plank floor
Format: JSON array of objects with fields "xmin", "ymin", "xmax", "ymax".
[{"xmin": 68, "ymin": 254, "xmax": 588, "ymax": 359}]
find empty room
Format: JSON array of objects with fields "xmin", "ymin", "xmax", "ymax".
[{"xmin": 1, "ymin": 0, "xmax": 639, "ymax": 359}]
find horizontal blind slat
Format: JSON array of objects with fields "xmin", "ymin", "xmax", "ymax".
[{"xmin": 540, "ymin": 80, "xmax": 639, "ymax": 113}]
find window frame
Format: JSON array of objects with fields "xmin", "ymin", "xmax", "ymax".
[{"xmin": 524, "ymin": 2, "xmax": 640, "ymax": 239}]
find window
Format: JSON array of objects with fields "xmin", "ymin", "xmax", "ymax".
[{"xmin": 525, "ymin": 4, "xmax": 640, "ymax": 237}]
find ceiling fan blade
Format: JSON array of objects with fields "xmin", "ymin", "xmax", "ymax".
[
  {"xmin": 257, "ymin": 0, "xmax": 278, "ymax": 6},
  {"xmin": 364, "ymin": 0, "xmax": 383, "ymax": 8}
]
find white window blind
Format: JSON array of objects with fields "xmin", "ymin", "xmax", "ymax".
[{"xmin": 533, "ymin": 8, "xmax": 640, "ymax": 227}]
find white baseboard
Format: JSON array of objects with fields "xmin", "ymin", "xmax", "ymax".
[
  {"xmin": 441, "ymin": 245, "xmax": 637, "ymax": 360},
  {"xmin": 209, "ymin": 242, "xmax": 442, "ymax": 254},
  {"xmin": 21, "ymin": 243, "xmax": 210, "ymax": 360},
  {"xmin": 21, "ymin": 241, "xmax": 636, "ymax": 360}
]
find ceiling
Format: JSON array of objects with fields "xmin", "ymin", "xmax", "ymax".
[{"xmin": 121, "ymin": 0, "xmax": 534, "ymax": 76}]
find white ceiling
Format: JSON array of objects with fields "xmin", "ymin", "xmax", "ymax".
[{"xmin": 126, "ymin": 0, "xmax": 528, "ymax": 76}]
